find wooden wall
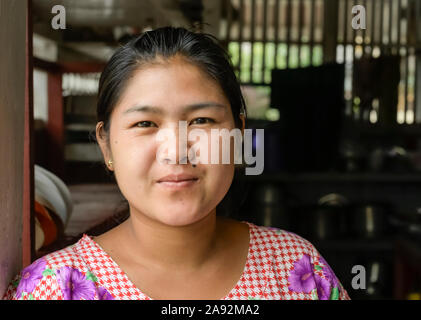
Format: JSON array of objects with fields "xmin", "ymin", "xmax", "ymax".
[{"xmin": 0, "ymin": 0, "xmax": 29, "ymax": 296}]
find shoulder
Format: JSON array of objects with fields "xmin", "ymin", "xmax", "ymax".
[
  {"xmin": 2, "ymin": 236, "xmax": 95, "ymax": 300},
  {"xmin": 247, "ymin": 222, "xmax": 318, "ymax": 256},
  {"xmin": 245, "ymin": 222, "xmax": 351, "ymax": 300},
  {"xmin": 244, "ymin": 222, "xmax": 324, "ymax": 272}
]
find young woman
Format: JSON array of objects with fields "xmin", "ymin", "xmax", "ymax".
[{"xmin": 4, "ymin": 27, "xmax": 350, "ymax": 300}]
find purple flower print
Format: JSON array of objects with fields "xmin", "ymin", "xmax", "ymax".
[
  {"xmin": 15, "ymin": 258, "xmax": 47, "ymax": 299},
  {"xmin": 97, "ymin": 286, "xmax": 114, "ymax": 300},
  {"xmin": 288, "ymin": 254, "xmax": 316, "ymax": 293},
  {"xmin": 314, "ymin": 274, "xmax": 332, "ymax": 300},
  {"xmin": 318, "ymin": 256, "xmax": 339, "ymax": 288},
  {"xmin": 56, "ymin": 267, "xmax": 96, "ymax": 300}
]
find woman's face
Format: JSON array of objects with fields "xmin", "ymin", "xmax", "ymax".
[{"xmin": 97, "ymin": 56, "xmax": 243, "ymax": 226}]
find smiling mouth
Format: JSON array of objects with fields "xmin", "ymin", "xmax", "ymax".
[{"xmin": 157, "ymin": 178, "xmax": 199, "ymax": 189}]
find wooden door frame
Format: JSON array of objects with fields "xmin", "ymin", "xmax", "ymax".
[{"xmin": 23, "ymin": 0, "xmax": 35, "ymax": 267}]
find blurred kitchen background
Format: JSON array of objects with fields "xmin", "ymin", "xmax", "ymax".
[{"xmin": 27, "ymin": 0, "xmax": 421, "ymax": 300}]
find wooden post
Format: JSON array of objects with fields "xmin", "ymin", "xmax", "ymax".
[
  {"xmin": 0, "ymin": 0, "xmax": 29, "ymax": 295},
  {"xmin": 47, "ymin": 72, "xmax": 65, "ymax": 180},
  {"xmin": 23, "ymin": 0, "xmax": 35, "ymax": 267}
]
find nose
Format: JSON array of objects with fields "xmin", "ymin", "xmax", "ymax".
[{"xmin": 156, "ymin": 122, "xmax": 196, "ymax": 165}]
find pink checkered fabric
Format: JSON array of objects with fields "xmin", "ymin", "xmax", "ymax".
[{"xmin": 3, "ymin": 221, "xmax": 350, "ymax": 300}]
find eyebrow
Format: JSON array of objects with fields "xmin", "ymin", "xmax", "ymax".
[{"xmin": 123, "ymin": 102, "xmax": 227, "ymax": 115}]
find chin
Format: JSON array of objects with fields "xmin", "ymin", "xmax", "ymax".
[{"xmin": 156, "ymin": 207, "xmax": 206, "ymax": 227}]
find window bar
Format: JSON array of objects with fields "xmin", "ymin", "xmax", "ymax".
[
  {"xmin": 286, "ymin": 0, "xmax": 292, "ymax": 68},
  {"xmin": 352, "ymin": 0, "xmax": 357, "ymax": 62},
  {"xmin": 226, "ymin": 0, "xmax": 232, "ymax": 45},
  {"xmin": 337, "ymin": 0, "xmax": 342, "ymax": 49},
  {"xmin": 262, "ymin": 0, "xmax": 268, "ymax": 83},
  {"xmin": 397, "ymin": 0, "xmax": 403, "ymax": 121},
  {"xmin": 274, "ymin": 0, "xmax": 280, "ymax": 68},
  {"xmin": 371, "ymin": 0, "xmax": 376, "ymax": 54},
  {"xmin": 359, "ymin": 0, "xmax": 367, "ymax": 121},
  {"xmin": 367, "ymin": 0, "xmax": 376, "ymax": 119},
  {"xmin": 343, "ymin": 0, "xmax": 348, "ymax": 63},
  {"xmin": 310, "ymin": 0, "xmax": 316, "ymax": 65},
  {"xmin": 225, "ymin": 0, "xmax": 233, "ymax": 75},
  {"xmin": 413, "ymin": 0, "xmax": 419, "ymax": 123},
  {"xmin": 320, "ymin": 0, "xmax": 325, "ymax": 63},
  {"xmin": 297, "ymin": 0, "xmax": 303, "ymax": 67},
  {"xmin": 343, "ymin": 0, "xmax": 353, "ymax": 118},
  {"xmin": 238, "ymin": 0, "xmax": 244, "ymax": 81},
  {"xmin": 397, "ymin": 0, "xmax": 401, "ymax": 50},
  {"xmin": 351, "ymin": 0, "xmax": 358, "ymax": 120},
  {"xmin": 362, "ymin": 0, "xmax": 367, "ymax": 55},
  {"xmin": 388, "ymin": 0, "xmax": 393, "ymax": 54},
  {"xmin": 380, "ymin": 0, "xmax": 384, "ymax": 52},
  {"xmin": 250, "ymin": 0, "xmax": 256, "ymax": 84},
  {"xmin": 404, "ymin": 0, "xmax": 410, "ymax": 121}
]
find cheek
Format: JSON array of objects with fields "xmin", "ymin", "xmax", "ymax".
[
  {"xmin": 112, "ymin": 137, "xmax": 157, "ymax": 181},
  {"xmin": 204, "ymin": 163, "xmax": 235, "ymax": 201},
  {"xmin": 190, "ymin": 130, "xmax": 239, "ymax": 165}
]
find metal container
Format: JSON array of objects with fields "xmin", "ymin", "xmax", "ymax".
[
  {"xmin": 247, "ymin": 183, "xmax": 287, "ymax": 228},
  {"xmin": 293, "ymin": 194, "xmax": 351, "ymax": 241},
  {"xmin": 351, "ymin": 203, "xmax": 391, "ymax": 239}
]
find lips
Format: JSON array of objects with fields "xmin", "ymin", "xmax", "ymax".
[
  {"xmin": 157, "ymin": 173, "xmax": 199, "ymax": 183},
  {"xmin": 157, "ymin": 173, "xmax": 199, "ymax": 190}
]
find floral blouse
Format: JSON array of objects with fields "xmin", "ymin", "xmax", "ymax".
[{"xmin": 3, "ymin": 221, "xmax": 350, "ymax": 300}]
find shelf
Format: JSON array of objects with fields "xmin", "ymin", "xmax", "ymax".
[
  {"xmin": 351, "ymin": 123, "xmax": 421, "ymax": 137},
  {"xmin": 311, "ymin": 238, "xmax": 395, "ymax": 253},
  {"xmin": 239, "ymin": 172, "xmax": 421, "ymax": 183}
]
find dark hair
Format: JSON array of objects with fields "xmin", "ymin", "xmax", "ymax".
[{"xmin": 95, "ymin": 26, "xmax": 248, "ymax": 220}]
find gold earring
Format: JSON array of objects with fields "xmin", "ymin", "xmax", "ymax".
[{"xmin": 108, "ymin": 159, "xmax": 113, "ymax": 167}]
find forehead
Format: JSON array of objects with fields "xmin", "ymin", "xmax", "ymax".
[{"xmin": 114, "ymin": 57, "xmax": 230, "ymax": 115}]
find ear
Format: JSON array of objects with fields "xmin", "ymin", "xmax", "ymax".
[{"xmin": 96, "ymin": 121, "xmax": 113, "ymax": 171}]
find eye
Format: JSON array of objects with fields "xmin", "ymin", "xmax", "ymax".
[
  {"xmin": 134, "ymin": 121, "xmax": 157, "ymax": 128},
  {"xmin": 191, "ymin": 117, "xmax": 215, "ymax": 125}
]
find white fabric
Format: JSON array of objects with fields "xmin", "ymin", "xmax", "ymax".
[{"xmin": 34, "ymin": 165, "xmax": 73, "ymax": 227}]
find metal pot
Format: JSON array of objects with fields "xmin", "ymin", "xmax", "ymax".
[
  {"xmin": 247, "ymin": 183, "xmax": 287, "ymax": 228},
  {"xmin": 389, "ymin": 207, "xmax": 421, "ymax": 241},
  {"xmin": 312, "ymin": 205, "xmax": 344, "ymax": 240},
  {"xmin": 294, "ymin": 193, "xmax": 350, "ymax": 241},
  {"xmin": 351, "ymin": 203, "xmax": 391, "ymax": 239}
]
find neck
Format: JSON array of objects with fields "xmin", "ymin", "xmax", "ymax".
[{"xmin": 121, "ymin": 209, "xmax": 226, "ymax": 273}]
